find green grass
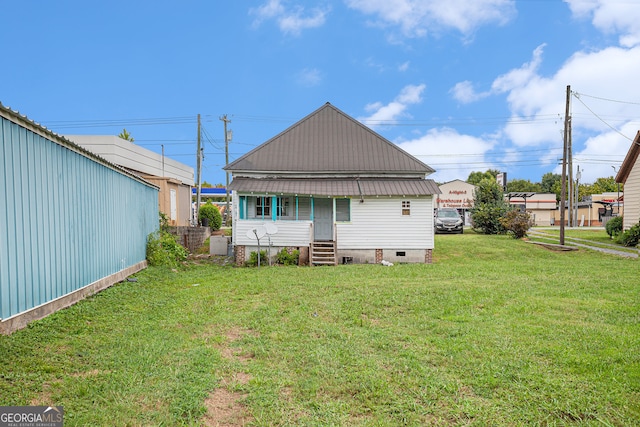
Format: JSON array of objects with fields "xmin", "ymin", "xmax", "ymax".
[
  {"xmin": 529, "ymin": 227, "xmax": 639, "ymax": 255},
  {"xmin": 1, "ymin": 234, "xmax": 639, "ymax": 426}
]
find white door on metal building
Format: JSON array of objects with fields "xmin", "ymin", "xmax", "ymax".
[{"xmin": 170, "ymin": 189, "xmax": 177, "ymax": 221}]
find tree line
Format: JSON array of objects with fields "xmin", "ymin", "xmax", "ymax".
[{"xmin": 465, "ymin": 169, "xmax": 622, "ymax": 202}]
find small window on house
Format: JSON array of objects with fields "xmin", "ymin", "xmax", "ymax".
[
  {"xmin": 396, "ymin": 251, "xmax": 406, "ymax": 257},
  {"xmin": 336, "ymin": 198, "xmax": 351, "ymax": 221},
  {"xmin": 256, "ymin": 196, "xmax": 271, "ymax": 217},
  {"xmin": 402, "ymin": 200, "xmax": 411, "ymax": 216}
]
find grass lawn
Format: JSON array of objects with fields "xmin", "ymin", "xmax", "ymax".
[{"xmin": 1, "ymin": 233, "xmax": 639, "ymax": 426}]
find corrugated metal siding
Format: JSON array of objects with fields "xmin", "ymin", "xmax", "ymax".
[
  {"xmin": 1, "ymin": 115, "xmax": 158, "ymax": 320},
  {"xmin": 337, "ymin": 197, "xmax": 434, "ymax": 250},
  {"xmin": 229, "ymin": 177, "xmax": 441, "ymax": 197}
]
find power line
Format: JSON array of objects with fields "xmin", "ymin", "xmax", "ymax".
[
  {"xmin": 573, "ymin": 92, "xmax": 633, "ymax": 141},
  {"xmin": 574, "ymin": 91, "xmax": 640, "ymax": 106}
]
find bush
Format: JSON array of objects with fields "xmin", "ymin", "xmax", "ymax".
[
  {"xmin": 605, "ymin": 216, "xmax": 623, "ymax": 239},
  {"xmin": 616, "ymin": 222, "xmax": 640, "ymax": 247},
  {"xmin": 276, "ymin": 248, "xmax": 299, "ymax": 266},
  {"xmin": 471, "ymin": 203, "xmax": 508, "ymax": 235},
  {"xmin": 470, "ymin": 178, "xmax": 509, "ymax": 235},
  {"xmin": 499, "ymin": 210, "xmax": 533, "ymax": 239},
  {"xmin": 146, "ymin": 231, "xmax": 188, "ymax": 267},
  {"xmin": 246, "ymin": 250, "xmax": 268, "ymax": 267},
  {"xmin": 198, "ymin": 202, "xmax": 222, "ymax": 230}
]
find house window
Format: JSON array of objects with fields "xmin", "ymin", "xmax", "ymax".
[
  {"xmin": 336, "ymin": 198, "xmax": 351, "ymax": 221},
  {"xmin": 402, "ymin": 200, "xmax": 411, "ymax": 216},
  {"xmin": 256, "ymin": 196, "xmax": 271, "ymax": 217}
]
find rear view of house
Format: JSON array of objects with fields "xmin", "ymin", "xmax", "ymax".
[
  {"xmin": 0, "ymin": 103, "xmax": 158, "ymax": 334},
  {"xmin": 225, "ymin": 103, "xmax": 440, "ymax": 265}
]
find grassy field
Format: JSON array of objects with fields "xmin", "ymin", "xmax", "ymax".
[{"xmin": 1, "ymin": 233, "xmax": 639, "ymax": 426}]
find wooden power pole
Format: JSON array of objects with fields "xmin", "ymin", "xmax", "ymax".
[
  {"xmin": 196, "ymin": 114, "xmax": 202, "ymax": 224},
  {"xmin": 220, "ymin": 114, "xmax": 231, "ymax": 226},
  {"xmin": 560, "ymin": 85, "xmax": 571, "ymax": 245}
]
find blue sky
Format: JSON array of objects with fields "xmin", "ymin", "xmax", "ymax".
[{"xmin": 3, "ymin": 0, "xmax": 640, "ymax": 186}]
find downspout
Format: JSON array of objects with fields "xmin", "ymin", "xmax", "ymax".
[{"xmin": 356, "ymin": 178, "xmax": 364, "ymax": 203}]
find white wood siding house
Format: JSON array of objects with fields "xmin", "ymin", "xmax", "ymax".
[
  {"xmin": 225, "ymin": 103, "xmax": 440, "ymax": 265},
  {"xmin": 616, "ymin": 131, "xmax": 640, "ymax": 230}
]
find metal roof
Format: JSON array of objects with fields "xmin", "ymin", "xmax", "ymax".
[
  {"xmin": 0, "ymin": 102, "xmax": 158, "ymax": 190},
  {"xmin": 225, "ymin": 103, "xmax": 435, "ymax": 175},
  {"xmin": 229, "ymin": 177, "xmax": 441, "ymax": 197}
]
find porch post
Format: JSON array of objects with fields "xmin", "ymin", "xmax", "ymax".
[{"xmin": 272, "ymin": 195, "xmax": 277, "ymax": 221}]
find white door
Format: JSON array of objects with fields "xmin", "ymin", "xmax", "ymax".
[{"xmin": 170, "ymin": 189, "xmax": 177, "ymax": 221}]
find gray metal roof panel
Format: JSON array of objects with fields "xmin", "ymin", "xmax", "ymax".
[
  {"xmin": 229, "ymin": 177, "xmax": 441, "ymax": 197},
  {"xmin": 226, "ymin": 103, "xmax": 435, "ymax": 175}
]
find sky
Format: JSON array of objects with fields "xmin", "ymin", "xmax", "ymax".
[{"xmin": 2, "ymin": 0, "xmax": 640, "ymax": 186}]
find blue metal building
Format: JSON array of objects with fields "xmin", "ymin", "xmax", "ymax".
[{"xmin": 0, "ymin": 103, "xmax": 159, "ymax": 334}]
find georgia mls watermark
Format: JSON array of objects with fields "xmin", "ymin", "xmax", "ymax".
[{"xmin": 0, "ymin": 406, "xmax": 63, "ymax": 427}]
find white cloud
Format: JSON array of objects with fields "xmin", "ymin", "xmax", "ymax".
[
  {"xmin": 454, "ymin": 42, "xmax": 640, "ymax": 183},
  {"xmin": 250, "ymin": 0, "xmax": 330, "ymax": 36},
  {"xmin": 396, "ymin": 127, "xmax": 496, "ymax": 182},
  {"xmin": 398, "ymin": 61, "xmax": 410, "ymax": 72},
  {"xmin": 358, "ymin": 84, "xmax": 426, "ymax": 127},
  {"xmin": 450, "ymin": 80, "xmax": 489, "ymax": 104},
  {"xmin": 564, "ymin": 0, "xmax": 640, "ymax": 47},
  {"xmin": 296, "ymin": 68, "xmax": 323, "ymax": 86},
  {"xmin": 344, "ymin": 0, "xmax": 516, "ymax": 38},
  {"xmin": 491, "ymin": 44, "xmax": 545, "ymax": 95}
]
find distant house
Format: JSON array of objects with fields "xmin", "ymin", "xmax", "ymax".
[
  {"xmin": 225, "ymin": 103, "xmax": 441, "ymax": 265},
  {"xmin": 1, "ymin": 104, "xmax": 158, "ymax": 334},
  {"xmin": 616, "ymin": 130, "xmax": 640, "ymax": 230},
  {"xmin": 67, "ymin": 135, "xmax": 194, "ymax": 226}
]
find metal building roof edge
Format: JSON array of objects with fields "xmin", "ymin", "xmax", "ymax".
[{"xmin": 0, "ymin": 102, "xmax": 159, "ymax": 191}]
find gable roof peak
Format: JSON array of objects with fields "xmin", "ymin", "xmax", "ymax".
[{"xmin": 226, "ymin": 102, "xmax": 435, "ymax": 176}]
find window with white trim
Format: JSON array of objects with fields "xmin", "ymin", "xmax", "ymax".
[
  {"xmin": 336, "ymin": 198, "xmax": 351, "ymax": 221},
  {"xmin": 402, "ymin": 200, "xmax": 411, "ymax": 216}
]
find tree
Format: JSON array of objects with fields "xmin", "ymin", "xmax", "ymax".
[
  {"xmin": 591, "ymin": 176, "xmax": 621, "ymax": 194},
  {"xmin": 198, "ymin": 202, "xmax": 222, "ymax": 230},
  {"xmin": 470, "ymin": 178, "xmax": 510, "ymax": 234},
  {"xmin": 506, "ymin": 179, "xmax": 541, "ymax": 193},
  {"xmin": 118, "ymin": 128, "xmax": 134, "ymax": 142},
  {"xmin": 467, "ymin": 169, "xmax": 501, "ymax": 185},
  {"xmin": 540, "ymin": 172, "xmax": 561, "ymax": 192}
]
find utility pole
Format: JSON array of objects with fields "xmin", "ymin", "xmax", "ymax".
[
  {"xmin": 196, "ymin": 114, "xmax": 202, "ymax": 225},
  {"xmin": 220, "ymin": 114, "xmax": 231, "ymax": 226},
  {"xmin": 560, "ymin": 85, "xmax": 571, "ymax": 245},
  {"xmin": 575, "ymin": 165, "xmax": 581, "ymax": 226},
  {"xmin": 568, "ymin": 112, "xmax": 573, "ymax": 227}
]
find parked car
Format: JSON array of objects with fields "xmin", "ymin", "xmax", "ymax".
[{"xmin": 434, "ymin": 208, "xmax": 464, "ymax": 234}]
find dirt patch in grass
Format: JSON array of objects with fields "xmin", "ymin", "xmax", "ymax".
[
  {"xmin": 203, "ymin": 388, "xmax": 252, "ymax": 427},
  {"xmin": 202, "ymin": 326, "xmax": 256, "ymax": 426}
]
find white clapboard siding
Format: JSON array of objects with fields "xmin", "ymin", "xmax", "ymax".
[
  {"xmin": 624, "ymin": 163, "xmax": 640, "ymax": 230},
  {"xmin": 337, "ymin": 197, "xmax": 434, "ymax": 250},
  {"xmin": 235, "ymin": 220, "xmax": 313, "ymax": 246}
]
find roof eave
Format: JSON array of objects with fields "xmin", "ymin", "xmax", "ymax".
[{"xmin": 616, "ymin": 130, "xmax": 640, "ymax": 183}]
